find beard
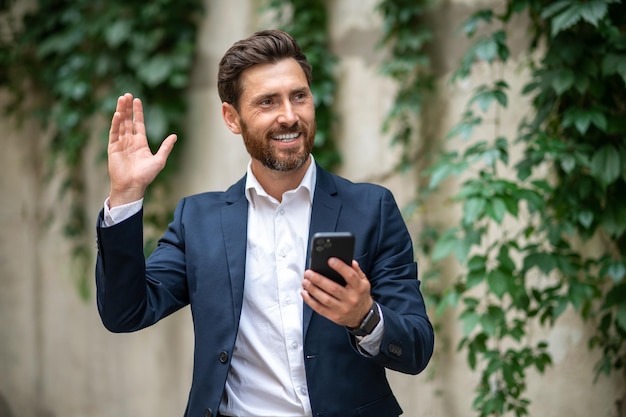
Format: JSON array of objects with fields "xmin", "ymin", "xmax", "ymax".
[{"xmin": 240, "ymin": 119, "xmax": 316, "ymax": 172}]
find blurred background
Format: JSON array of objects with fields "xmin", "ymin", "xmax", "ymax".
[{"xmin": 1, "ymin": 0, "xmax": 625, "ymax": 416}]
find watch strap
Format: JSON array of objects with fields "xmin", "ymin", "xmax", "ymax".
[{"xmin": 347, "ymin": 302, "xmax": 380, "ymax": 337}]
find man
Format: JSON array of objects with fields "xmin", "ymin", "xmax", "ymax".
[{"xmin": 96, "ymin": 29, "xmax": 434, "ymax": 417}]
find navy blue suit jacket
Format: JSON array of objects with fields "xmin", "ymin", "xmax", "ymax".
[{"xmin": 95, "ymin": 165, "xmax": 434, "ymax": 417}]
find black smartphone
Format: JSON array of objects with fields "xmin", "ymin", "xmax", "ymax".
[{"xmin": 309, "ymin": 232, "xmax": 355, "ymax": 286}]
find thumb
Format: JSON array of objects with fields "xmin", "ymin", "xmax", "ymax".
[{"xmin": 154, "ymin": 134, "xmax": 178, "ymax": 162}]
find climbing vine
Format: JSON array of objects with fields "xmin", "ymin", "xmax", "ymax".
[
  {"xmin": 423, "ymin": 0, "xmax": 626, "ymax": 415},
  {"xmin": 376, "ymin": 0, "xmax": 435, "ymax": 172},
  {"xmin": 265, "ymin": 0, "xmax": 340, "ymax": 170},
  {"xmin": 0, "ymin": 0, "xmax": 203, "ymax": 298}
]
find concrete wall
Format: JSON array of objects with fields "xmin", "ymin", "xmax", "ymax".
[{"xmin": 0, "ymin": 1, "xmax": 623, "ymax": 416}]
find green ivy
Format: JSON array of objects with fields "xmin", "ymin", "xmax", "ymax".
[
  {"xmin": 264, "ymin": 0, "xmax": 340, "ymax": 170},
  {"xmin": 0, "ymin": 0, "xmax": 203, "ymax": 299},
  {"xmin": 377, "ymin": 0, "xmax": 435, "ymax": 171},
  {"xmin": 425, "ymin": 0, "xmax": 626, "ymax": 415}
]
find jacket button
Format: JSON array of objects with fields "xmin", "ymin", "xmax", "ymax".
[
  {"xmin": 219, "ymin": 351, "xmax": 229, "ymax": 363},
  {"xmin": 388, "ymin": 344, "xmax": 403, "ymax": 357},
  {"xmin": 204, "ymin": 408, "xmax": 212, "ymax": 417}
]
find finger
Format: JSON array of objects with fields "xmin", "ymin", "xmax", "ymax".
[
  {"xmin": 109, "ymin": 112, "xmax": 121, "ymax": 144},
  {"xmin": 114, "ymin": 93, "xmax": 127, "ymax": 114},
  {"xmin": 122, "ymin": 95, "xmax": 134, "ymax": 137},
  {"xmin": 301, "ymin": 289, "xmax": 326, "ymax": 316},
  {"xmin": 301, "ymin": 289, "xmax": 318, "ymax": 307},
  {"xmin": 304, "ymin": 268, "xmax": 344, "ymax": 298},
  {"xmin": 132, "ymin": 98, "xmax": 145, "ymax": 136},
  {"xmin": 328, "ymin": 257, "xmax": 359, "ymax": 286},
  {"xmin": 301, "ymin": 287, "xmax": 332, "ymax": 313},
  {"xmin": 352, "ymin": 260, "xmax": 367, "ymax": 281},
  {"xmin": 110, "ymin": 94, "xmax": 130, "ymax": 143}
]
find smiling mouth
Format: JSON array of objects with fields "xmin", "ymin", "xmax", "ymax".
[{"xmin": 272, "ymin": 132, "xmax": 300, "ymax": 142}]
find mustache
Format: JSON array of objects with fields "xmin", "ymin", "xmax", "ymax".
[{"xmin": 269, "ymin": 122, "xmax": 302, "ymax": 136}]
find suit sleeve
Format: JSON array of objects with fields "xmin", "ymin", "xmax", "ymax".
[
  {"xmin": 95, "ymin": 200, "xmax": 190, "ymax": 333},
  {"xmin": 364, "ymin": 189, "xmax": 434, "ymax": 375}
]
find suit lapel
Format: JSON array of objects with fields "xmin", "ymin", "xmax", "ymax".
[
  {"xmin": 221, "ymin": 176, "xmax": 249, "ymax": 322},
  {"xmin": 303, "ymin": 166, "xmax": 341, "ymax": 334}
]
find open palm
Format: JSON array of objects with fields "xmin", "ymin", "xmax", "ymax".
[{"xmin": 107, "ymin": 93, "xmax": 177, "ymax": 207}]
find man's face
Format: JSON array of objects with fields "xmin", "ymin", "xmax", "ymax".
[{"xmin": 224, "ymin": 58, "xmax": 316, "ymax": 172}]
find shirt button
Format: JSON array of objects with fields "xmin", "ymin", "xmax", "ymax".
[
  {"xmin": 291, "ymin": 342, "xmax": 298, "ymax": 350},
  {"xmin": 280, "ymin": 209, "xmax": 285, "ymax": 215},
  {"xmin": 300, "ymin": 386, "xmax": 307, "ymax": 395},
  {"xmin": 285, "ymin": 297, "xmax": 292, "ymax": 305}
]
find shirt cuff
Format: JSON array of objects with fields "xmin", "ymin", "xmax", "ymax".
[{"xmin": 102, "ymin": 197, "xmax": 143, "ymax": 227}]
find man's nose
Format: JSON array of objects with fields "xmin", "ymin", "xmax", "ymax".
[{"xmin": 277, "ymin": 102, "xmax": 298, "ymax": 125}]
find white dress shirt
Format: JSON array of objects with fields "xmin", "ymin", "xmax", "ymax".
[{"xmin": 219, "ymin": 159, "xmax": 316, "ymax": 416}]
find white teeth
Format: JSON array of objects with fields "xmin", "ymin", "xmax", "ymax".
[{"xmin": 273, "ymin": 133, "xmax": 299, "ymax": 141}]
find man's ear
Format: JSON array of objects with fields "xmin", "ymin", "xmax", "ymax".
[{"xmin": 222, "ymin": 102, "xmax": 242, "ymax": 134}]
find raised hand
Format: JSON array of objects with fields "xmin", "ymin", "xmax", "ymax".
[{"xmin": 107, "ymin": 93, "xmax": 177, "ymax": 207}]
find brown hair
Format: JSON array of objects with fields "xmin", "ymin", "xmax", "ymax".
[{"xmin": 217, "ymin": 29, "xmax": 312, "ymax": 110}]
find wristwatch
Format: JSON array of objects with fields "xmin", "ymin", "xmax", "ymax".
[{"xmin": 347, "ymin": 302, "xmax": 381, "ymax": 337}]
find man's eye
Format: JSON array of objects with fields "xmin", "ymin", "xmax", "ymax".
[{"xmin": 259, "ymin": 99, "xmax": 272, "ymax": 106}]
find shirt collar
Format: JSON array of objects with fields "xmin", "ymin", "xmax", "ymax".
[{"xmin": 245, "ymin": 155, "xmax": 316, "ymax": 206}]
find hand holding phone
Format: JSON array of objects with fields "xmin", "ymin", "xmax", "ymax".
[{"xmin": 309, "ymin": 232, "xmax": 355, "ymax": 286}]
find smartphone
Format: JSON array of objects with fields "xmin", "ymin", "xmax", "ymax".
[{"xmin": 309, "ymin": 232, "xmax": 355, "ymax": 286}]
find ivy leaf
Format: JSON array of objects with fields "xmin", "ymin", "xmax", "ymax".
[
  {"xmin": 105, "ymin": 20, "xmax": 132, "ymax": 48},
  {"xmin": 488, "ymin": 268, "xmax": 509, "ymax": 299},
  {"xmin": 470, "ymin": 89, "xmax": 506, "ymax": 112},
  {"xmin": 463, "ymin": 197, "xmax": 486, "ymax": 225},
  {"xmin": 607, "ymin": 262, "xmax": 626, "ymax": 282},
  {"xmin": 481, "ymin": 306, "xmax": 505, "ymax": 337},
  {"xmin": 578, "ymin": 1, "xmax": 612, "ymax": 27},
  {"xmin": 497, "ymin": 246, "xmax": 516, "ymax": 273},
  {"xmin": 137, "ymin": 55, "xmax": 173, "ymax": 87},
  {"xmin": 428, "ymin": 160, "xmax": 467, "ymax": 188},
  {"xmin": 563, "ymin": 107, "xmax": 608, "ymax": 134},
  {"xmin": 432, "ymin": 229, "xmax": 459, "ymax": 261},
  {"xmin": 551, "ymin": 68, "xmax": 575, "ymax": 94},
  {"xmin": 502, "ymin": 195, "xmax": 519, "ymax": 217},
  {"xmin": 460, "ymin": 309, "xmax": 481, "ymax": 335},
  {"xmin": 447, "ymin": 112, "xmax": 482, "ymax": 140},
  {"xmin": 436, "ymin": 289, "xmax": 460, "ymax": 317},
  {"xmin": 549, "ymin": 4, "xmax": 582, "ymax": 36},
  {"xmin": 474, "ymin": 37, "xmax": 498, "ymax": 63},
  {"xmin": 546, "ymin": 0, "xmax": 614, "ymax": 36},
  {"xmin": 485, "ymin": 197, "xmax": 507, "ymax": 223},
  {"xmin": 560, "ymin": 154, "xmax": 576, "ymax": 173},
  {"xmin": 578, "ymin": 210, "xmax": 594, "ymax": 229},
  {"xmin": 540, "ymin": 0, "xmax": 569, "ymax": 19},
  {"xmin": 467, "ymin": 255, "xmax": 487, "ymax": 288},
  {"xmin": 568, "ymin": 280, "xmax": 594, "ymax": 311},
  {"xmin": 467, "ymin": 255, "xmax": 487, "ymax": 271},
  {"xmin": 601, "ymin": 53, "xmax": 626, "ymax": 85},
  {"xmin": 462, "ymin": 9, "xmax": 493, "ymax": 37},
  {"xmin": 590, "ymin": 145, "xmax": 621, "ymax": 185},
  {"xmin": 454, "ymin": 232, "xmax": 476, "ymax": 263},
  {"xmin": 523, "ymin": 252, "xmax": 557, "ymax": 275}
]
